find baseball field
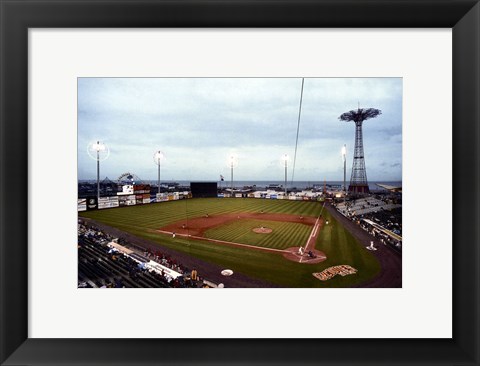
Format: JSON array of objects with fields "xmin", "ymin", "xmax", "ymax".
[{"xmin": 79, "ymin": 198, "xmax": 381, "ymax": 287}]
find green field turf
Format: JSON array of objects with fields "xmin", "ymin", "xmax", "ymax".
[
  {"xmin": 79, "ymin": 198, "xmax": 381, "ymax": 287},
  {"xmin": 204, "ymin": 219, "xmax": 312, "ymax": 250}
]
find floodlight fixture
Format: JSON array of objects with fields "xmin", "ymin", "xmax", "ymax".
[
  {"xmin": 87, "ymin": 140, "xmax": 110, "ymax": 162},
  {"xmin": 93, "ymin": 142, "xmax": 106, "ymax": 151},
  {"xmin": 228, "ymin": 154, "xmax": 238, "ymax": 168}
]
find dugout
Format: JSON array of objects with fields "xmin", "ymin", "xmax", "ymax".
[{"xmin": 190, "ymin": 182, "xmax": 218, "ymax": 198}]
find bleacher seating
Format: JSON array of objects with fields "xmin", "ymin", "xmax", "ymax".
[
  {"xmin": 333, "ymin": 195, "xmax": 402, "ymax": 252},
  {"xmin": 78, "ymin": 221, "xmax": 206, "ymax": 288}
]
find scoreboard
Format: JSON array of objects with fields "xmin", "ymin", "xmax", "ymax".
[{"xmin": 190, "ymin": 182, "xmax": 217, "ymax": 198}]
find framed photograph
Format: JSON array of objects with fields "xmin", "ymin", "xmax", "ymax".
[
  {"xmin": 76, "ymin": 76, "xmax": 402, "ymax": 290},
  {"xmin": 1, "ymin": 0, "xmax": 478, "ymax": 365}
]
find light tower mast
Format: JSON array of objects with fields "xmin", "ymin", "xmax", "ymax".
[{"xmin": 339, "ymin": 106, "xmax": 381, "ymax": 194}]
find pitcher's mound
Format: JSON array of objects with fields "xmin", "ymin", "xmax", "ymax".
[{"xmin": 252, "ymin": 227, "xmax": 272, "ymax": 234}]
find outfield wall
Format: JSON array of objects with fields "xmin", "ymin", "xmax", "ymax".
[
  {"xmin": 78, "ymin": 192, "xmax": 189, "ymax": 211},
  {"xmin": 77, "ymin": 191, "xmax": 323, "ymax": 211}
]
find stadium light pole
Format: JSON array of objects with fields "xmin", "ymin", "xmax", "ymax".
[
  {"xmin": 342, "ymin": 144, "xmax": 347, "ymax": 204},
  {"xmin": 282, "ymin": 154, "xmax": 288, "ymax": 195},
  {"xmin": 87, "ymin": 141, "xmax": 109, "ymax": 206},
  {"xmin": 229, "ymin": 155, "xmax": 235, "ymax": 197},
  {"xmin": 93, "ymin": 141, "xmax": 106, "ymax": 203},
  {"xmin": 153, "ymin": 151, "xmax": 164, "ymax": 195},
  {"xmin": 91, "ymin": 141, "xmax": 106, "ymax": 205}
]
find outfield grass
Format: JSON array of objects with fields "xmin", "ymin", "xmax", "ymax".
[
  {"xmin": 204, "ymin": 219, "xmax": 312, "ymax": 250},
  {"xmin": 79, "ymin": 198, "xmax": 381, "ymax": 287}
]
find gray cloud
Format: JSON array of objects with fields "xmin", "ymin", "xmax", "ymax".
[{"xmin": 78, "ymin": 78, "xmax": 402, "ymax": 182}]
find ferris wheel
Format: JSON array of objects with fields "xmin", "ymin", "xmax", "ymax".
[{"xmin": 117, "ymin": 172, "xmax": 142, "ymax": 185}]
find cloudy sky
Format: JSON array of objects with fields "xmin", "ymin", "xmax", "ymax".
[{"xmin": 78, "ymin": 78, "xmax": 402, "ymax": 183}]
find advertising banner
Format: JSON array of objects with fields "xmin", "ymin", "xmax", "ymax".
[
  {"xmin": 109, "ymin": 196, "xmax": 119, "ymax": 207},
  {"xmin": 127, "ymin": 195, "xmax": 136, "ymax": 205},
  {"xmin": 142, "ymin": 193, "xmax": 150, "ymax": 204},
  {"xmin": 98, "ymin": 196, "xmax": 120, "ymax": 209},
  {"xmin": 156, "ymin": 193, "xmax": 168, "ymax": 202},
  {"xmin": 98, "ymin": 197, "xmax": 110, "ymax": 209},
  {"xmin": 119, "ymin": 185, "xmax": 134, "ymax": 195},
  {"xmin": 120, "ymin": 196, "xmax": 131, "ymax": 206},
  {"xmin": 119, "ymin": 195, "xmax": 136, "ymax": 206},
  {"xmin": 86, "ymin": 196, "xmax": 97, "ymax": 210},
  {"xmin": 118, "ymin": 196, "xmax": 127, "ymax": 206},
  {"xmin": 133, "ymin": 184, "xmax": 150, "ymax": 194},
  {"xmin": 77, "ymin": 198, "xmax": 87, "ymax": 211}
]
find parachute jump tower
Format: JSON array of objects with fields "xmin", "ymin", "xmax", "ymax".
[{"xmin": 339, "ymin": 107, "xmax": 381, "ymax": 194}]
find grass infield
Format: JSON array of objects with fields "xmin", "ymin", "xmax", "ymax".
[
  {"xmin": 205, "ymin": 219, "xmax": 311, "ymax": 250},
  {"xmin": 79, "ymin": 198, "xmax": 381, "ymax": 287}
]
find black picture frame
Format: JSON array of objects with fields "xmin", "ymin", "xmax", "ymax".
[{"xmin": 0, "ymin": 0, "xmax": 479, "ymax": 365}]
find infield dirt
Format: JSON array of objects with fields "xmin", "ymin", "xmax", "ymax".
[
  {"xmin": 159, "ymin": 212, "xmax": 316, "ymax": 237},
  {"xmin": 158, "ymin": 212, "xmax": 326, "ymax": 264}
]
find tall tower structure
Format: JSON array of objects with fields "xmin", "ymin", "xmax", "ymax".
[{"xmin": 339, "ymin": 107, "xmax": 381, "ymax": 194}]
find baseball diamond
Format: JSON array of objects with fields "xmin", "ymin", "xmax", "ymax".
[{"xmin": 79, "ymin": 197, "xmax": 400, "ymax": 288}]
